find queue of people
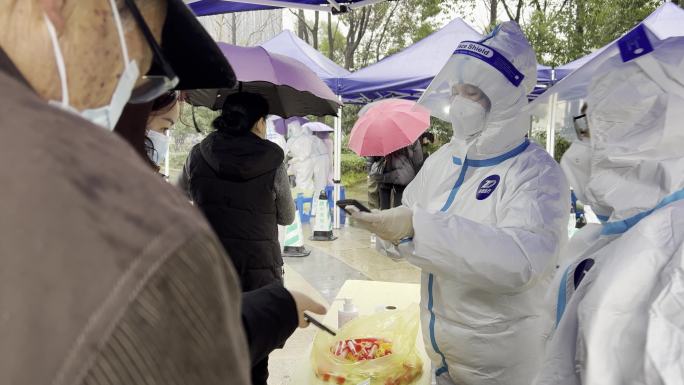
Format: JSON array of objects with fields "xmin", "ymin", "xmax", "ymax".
[{"xmin": 1, "ymin": 1, "xmax": 683, "ymax": 385}]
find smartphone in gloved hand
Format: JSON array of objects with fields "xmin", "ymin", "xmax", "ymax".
[{"xmin": 336, "ymin": 199, "xmax": 371, "ymax": 215}]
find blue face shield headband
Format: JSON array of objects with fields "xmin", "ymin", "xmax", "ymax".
[{"xmin": 453, "ymin": 41, "xmax": 525, "ymax": 87}]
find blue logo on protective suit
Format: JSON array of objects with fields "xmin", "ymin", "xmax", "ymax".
[{"xmin": 476, "ymin": 175, "xmax": 500, "ymax": 200}]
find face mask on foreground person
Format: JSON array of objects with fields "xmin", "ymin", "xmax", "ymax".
[
  {"xmin": 535, "ymin": 28, "xmax": 684, "ymax": 385},
  {"xmin": 0, "ymin": 2, "xmax": 323, "ymax": 385},
  {"xmin": 351, "ymin": 21, "xmax": 569, "ymax": 385}
]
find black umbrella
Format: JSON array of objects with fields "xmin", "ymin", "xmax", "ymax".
[{"xmin": 185, "ymin": 44, "xmax": 340, "ymax": 117}]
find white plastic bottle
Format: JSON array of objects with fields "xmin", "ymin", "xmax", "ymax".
[{"xmin": 338, "ymin": 298, "xmax": 359, "ymax": 328}]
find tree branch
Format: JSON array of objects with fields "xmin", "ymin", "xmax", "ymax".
[
  {"xmin": 375, "ymin": 1, "xmax": 400, "ymax": 61},
  {"xmin": 500, "ymin": 0, "xmax": 516, "ymax": 21}
]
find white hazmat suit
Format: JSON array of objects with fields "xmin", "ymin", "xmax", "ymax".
[
  {"xmin": 286, "ymin": 121, "xmax": 315, "ymax": 193},
  {"xmin": 378, "ymin": 22, "xmax": 569, "ymax": 385},
  {"xmin": 265, "ymin": 115, "xmax": 287, "ymax": 152},
  {"xmin": 535, "ymin": 30, "xmax": 684, "ymax": 385}
]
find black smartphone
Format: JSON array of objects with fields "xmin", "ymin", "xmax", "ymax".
[
  {"xmin": 303, "ymin": 313, "xmax": 337, "ymax": 336},
  {"xmin": 336, "ymin": 199, "xmax": 371, "ymax": 215}
]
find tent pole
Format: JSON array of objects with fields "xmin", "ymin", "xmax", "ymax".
[
  {"xmin": 545, "ymin": 69, "xmax": 557, "ymax": 159},
  {"xmin": 546, "ymin": 92, "xmax": 557, "ymax": 158},
  {"xmin": 333, "ymin": 96, "xmax": 342, "ymax": 229}
]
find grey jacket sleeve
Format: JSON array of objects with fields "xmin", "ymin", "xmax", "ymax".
[
  {"xmin": 176, "ymin": 163, "xmax": 191, "ymax": 199},
  {"xmin": 274, "ymin": 163, "xmax": 296, "ymax": 226},
  {"xmin": 411, "ymin": 141, "xmax": 425, "ymax": 173},
  {"xmin": 81, "ymin": 233, "xmax": 252, "ymax": 385}
]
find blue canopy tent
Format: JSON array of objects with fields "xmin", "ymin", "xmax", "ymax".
[
  {"xmin": 338, "ymin": 19, "xmax": 554, "ymax": 104},
  {"xmin": 187, "ymin": 0, "xmax": 386, "ymax": 15},
  {"xmin": 261, "ymin": 29, "xmax": 350, "ymax": 93},
  {"xmin": 338, "ymin": 18, "xmax": 482, "ymax": 103},
  {"xmin": 528, "ymin": 2, "xmax": 684, "ymax": 157}
]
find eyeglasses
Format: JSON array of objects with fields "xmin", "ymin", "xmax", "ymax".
[
  {"xmin": 573, "ymin": 114, "xmax": 590, "ymax": 141},
  {"xmin": 124, "ymin": 0, "xmax": 179, "ymax": 104}
]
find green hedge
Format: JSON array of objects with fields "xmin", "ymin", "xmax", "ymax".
[{"xmin": 341, "ymin": 153, "xmax": 366, "ymax": 174}]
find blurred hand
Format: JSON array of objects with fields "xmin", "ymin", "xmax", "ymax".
[
  {"xmin": 288, "ymin": 290, "xmax": 327, "ymax": 328},
  {"xmin": 349, "ymin": 206, "xmax": 414, "ymax": 242}
]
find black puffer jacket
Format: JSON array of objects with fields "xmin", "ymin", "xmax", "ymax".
[
  {"xmin": 371, "ymin": 141, "xmax": 424, "ymax": 186},
  {"xmin": 185, "ymin": 131, "xmax": 284, "ymax": 291}
]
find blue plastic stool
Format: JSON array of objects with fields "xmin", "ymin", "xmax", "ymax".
[
  {"xmin": 324, "ymin": 185, "xmax": 347, "ymax": 225},
  {"xmin": 294, "ymin": 193, "xmax": 313, "ymax": 224}
]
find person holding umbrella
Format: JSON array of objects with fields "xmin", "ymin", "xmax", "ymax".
[
  {"xmin": 351, "ymin": 22, "xmax": 569, "ymax": 385},
  {"xmin": 349, "ymin": 99, "xmax": 429, "ymax": 210}
]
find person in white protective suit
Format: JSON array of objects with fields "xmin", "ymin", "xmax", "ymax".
[
  {"xmin": 265, "ymin": 115, "xmax": 287, "ymax": 152},
  {"xmin": 351, "ymin": 22, "xmax": 569, "ymax": 385},
  {"xmin": 303, "ymin": 123, "xmax": 333, "ymax": 193},
  {"xmin": 535, "ymin": 29, "xmax": 684, "ymax": 385},
  {"xmin": 285, "ymin": 120, "xmax": 315, "ymax": 193},
  {"xmin": 313, "ymin": 130, "xmax": 334, "ymax": 185}
]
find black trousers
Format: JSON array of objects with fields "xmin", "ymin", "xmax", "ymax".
[{"xmin": 379, "ymin": 183, "xmax": 406, "ymax": 210}]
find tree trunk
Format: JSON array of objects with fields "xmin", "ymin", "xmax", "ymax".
[
  {"xmin": 327, "ymin": 12, "xmax": 334, "ymax": 60},
  {"xmin": 297, "ymin": 9, "xmax": 309, "ymax": 43},
  {"xmin": 575, "ymin": 0, "xmax": 585, "ymax": 53},
  {"xmin": 375, "ymin": 2, "xmax": 400, "ymax": 62},
  {"xmin": 489, "ymin": 0, "xmax": 498, "ymax": 28},
  {"xmin": 231, "ymin": 13, "xmax": 237, "ymax": 45},
  {"xmin": 344, "ymin": 8, "xmax": 371, "ymax": 70},
  {"xmin": 312, "ymin": 12, "xmax": 320, "ymax": 49}
]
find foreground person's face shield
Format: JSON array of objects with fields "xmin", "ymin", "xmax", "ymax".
[{"xmin": 125, "ymin": 0, "xmax": 179, "ymax": 104}]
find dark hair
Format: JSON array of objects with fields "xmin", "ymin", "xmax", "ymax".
[
  {"xmin": 421, "ymin": 132, "xmax": 435, "ymax": 143},
  {"xmin": 150, "ymin": 91, "xmax": 179, "ymax": 115},
  {"xmin": 213, "ymin": 92, "xmax": 269, "ymax": 134}
]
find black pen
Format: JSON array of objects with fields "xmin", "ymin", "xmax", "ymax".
[{"xmin": 304, "ymin": 313, "xmax": 337, "ymax": 336}]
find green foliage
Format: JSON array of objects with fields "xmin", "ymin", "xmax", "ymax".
[
  {"xmin": 167, "ymin": 103, "xmax": 219, "ymax": 179},
  {"xmin": 341, "ymin": 153, "xmax": 367, "ymax": 187},
  {"xmin": 341, "ymin": 153, "xmax": 367, "ymax": 173},
  {"xmin": 429, "ymin": 117, "xmax": 453, "ymax": 146},
  {"xmin": 313, "ymin": 0, "xmax": 451, "ymax": 69},
  {"xmin": 319, "ymin": 21, "xmax": 347, "ymax": 63},
  {"xmin": 524, "ymin": 0, "xmax": 662, "ymax": 66},
  {"xmin": 530, "ymin": 131, "xmax": 573, "ymax": 162}
]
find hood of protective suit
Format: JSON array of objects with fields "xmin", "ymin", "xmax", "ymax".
[
  {"xmin": 584, "ymin": 36, "xmax": 684, "ymax": 223},
  {"xmin": 286, "ymin": 123, "xmax": 315, "ymax": 160},
  {"xmin": 287, "ymin": 120, "xmax": 304, "ymax": 138},
  {"xmin": 418, "ymin": 21, "xmax": 537, "ymax": 156},
  {"xmin": 200, "ymin": 131, "xmax": 283, "ymax": 181}
]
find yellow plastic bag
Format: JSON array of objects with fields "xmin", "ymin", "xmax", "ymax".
[{"xmin": 311, "ymin": 305, "xmax": 423, "ymax": 385}]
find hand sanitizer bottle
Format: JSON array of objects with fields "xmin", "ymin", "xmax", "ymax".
[{"xmin": 338, "ymin": 298, "xmax": 359, "ymax": 328}]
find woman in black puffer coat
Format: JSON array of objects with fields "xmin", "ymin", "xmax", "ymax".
[{"xmin": 180, "ymin": 93, "xmax": 295, "ymax": 292}]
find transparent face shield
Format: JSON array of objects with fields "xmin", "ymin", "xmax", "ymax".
[{"xmin": 418, "ymin": 40, "xmax": 524, "ymax": 122}]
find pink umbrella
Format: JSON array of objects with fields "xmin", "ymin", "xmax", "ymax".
[{"xmin": 348, "ymin": 99, "xmax": 430, "ymax": 156}]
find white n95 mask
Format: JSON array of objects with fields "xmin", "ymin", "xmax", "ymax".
[
  {"xmin": 43, "ymin": 0, "xmax": 139, "ymax": 131},
  {"xmin": 449, "ymin": 95, "xmax": 487, "ymax": 141}
]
